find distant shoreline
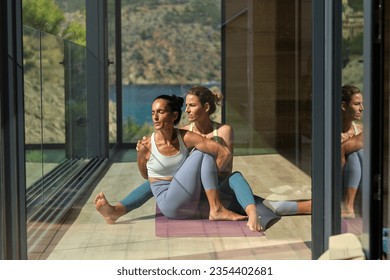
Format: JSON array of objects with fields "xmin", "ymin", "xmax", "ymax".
[{"xmin": 114, "ymin": 83, "xmax": 220, "ymax": 124}]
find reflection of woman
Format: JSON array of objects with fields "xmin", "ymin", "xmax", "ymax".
[
  {"xmin": 264, "ymin": 84, "xmax": 364, "ymax": 219},
  {"xmin": 96, "ymin": 95, "xmax": 247, "ymax": 226},
  {"xmin": 340, "ymin": 84, "xmax": 364, "ymax": 218}
]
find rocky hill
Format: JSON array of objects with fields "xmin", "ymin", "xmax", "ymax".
[{"xmin": 120, "ymin": 0, "xmax": 221, "ymax": 85}]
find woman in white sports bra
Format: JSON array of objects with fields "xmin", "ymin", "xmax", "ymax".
[
  {"xmin": 94, "ymin": 87, "xmax": 279, "ymax": 231},
  {"xmin": 96, "ymin": 94, "xmax": 247, "ymax": 223}
]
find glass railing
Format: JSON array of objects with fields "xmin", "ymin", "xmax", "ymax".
[{"xmin": 23, "ymin": 26, "xmax": 96, "ymax": 216}]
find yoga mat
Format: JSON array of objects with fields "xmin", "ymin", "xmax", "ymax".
[
  {"xmin": 341, "ymin": 217, "xmax": 362, "ymax": 236},
  {"xmin": 155, "ymin": 202, "xmax": 264, "ymax": 237}
]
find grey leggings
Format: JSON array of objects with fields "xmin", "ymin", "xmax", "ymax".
[
  {"xmin": 343, "ymin": 149, "xmax": 363, "ymax": 189},
  {"xmin": 150, "ymin": 150, "xmax": 218, "ymax": 219},
  {"xmin": 119, "ymin": 151, "xmax": 279, "ymax": 229},
  {"xmin": 120, "ymin": 157, "xmax": 256, "ymax": 215}
]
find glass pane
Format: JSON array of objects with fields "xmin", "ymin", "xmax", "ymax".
[
  {"xmin": 40, "ymin": 0, "xmax": 312, "ymax": 260},
  {"xmin": 121, "ymin": 0, "xmax": 222, "ymax": 143},
  {"xmin": 224, "ymin": 1, "xmax": 312, "ymax": 182},
  {"xmin": 23, "ymin": 26, "xmax": 44, "ymax": 188},
  {"xmin": 23, "ymin": 5, "xmax": 93, "ymax": 256},
  {"xmin": 40, "ymin": 31, "xmax": 67, "ymax": 171},
  {"xmin": 23, "ymin": 1, "xmax": 88, "ymax": 207},
  {"xmin": 108, "ymin": 0, "xmax": 118, "ymax": 147},
  {"xmin": 64, "ymin": 39, "xmax": 88, "ymax": 158},
  {"xmin": 341, "ymin": 0, "xmax": 364, "ymax": 235}
]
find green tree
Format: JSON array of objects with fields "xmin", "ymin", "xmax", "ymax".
[
  {"xmin": 23, "ymin": 0, "xmax": 86, "ymax": 45},
  {"xmin": 23, "ymin": 0, "xmax": 65, "ymax": 35},
  {"xmin": 63, "ymin": 21, "xmax": 87, "ymax": 46},
  {"xmin": 348, "ymin": 0, "xmax": 364, "ymax": 12}
]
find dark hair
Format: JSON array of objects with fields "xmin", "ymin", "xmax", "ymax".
[
  {"xmin": 186, "ymin": 86, "xmax": 223, "ymax": 115},
  {"xmin": 342, "ymin": 84, "xmax": 362, "ymax": 105},
  {"xmin": 154, "ymin": 94, "xmax": 184, "ymax": 125}
]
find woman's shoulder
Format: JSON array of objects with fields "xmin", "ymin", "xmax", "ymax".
[
  {"xmin": 354, "ymin": 121, "xmax": 363, "ymax": 135},
  {"xmin": 180, "ymin": 123, "xmax": 191, "ymax": 131},
  {"xmin": 215, "ymin": 122, "xmax": 233, "ymax": 134},
  {"xmin": 178, "ymin": 127, "xmax": 194, "ymax": 139}
]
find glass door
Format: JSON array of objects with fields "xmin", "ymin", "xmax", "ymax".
[
  {"xmin": 337, "ymin": 0, "xmax": 387, "ymax": 260},
  {"xmin": 340, "ymin": 0, "xmax": 364, "ymax": 235}
]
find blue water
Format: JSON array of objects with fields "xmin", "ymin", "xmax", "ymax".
[{"xmin": 111, "ymin": 84, "xmax": 219, "ymax": 124}]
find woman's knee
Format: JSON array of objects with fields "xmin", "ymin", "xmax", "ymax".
[
  {"xmin": 345, "ymin": 152, "xmax": 362, "ymax": 170},
  {"xmin": 189, "ymin": 150, "xmax": 216, "ymax": 166},
  {"xmin": 347, "ymin": 151, "xmax": 359, "ymax": 161},
  {"xmin": 343, "ymin": 151, "xmax": 362, "ymax": 189},
  {"xmin": 188, "ymin": 149, "xmax": 204, "ymax": 160},
  {"xmin": 202, "ymin": 152, "xmax": 215, "ymax": 162},
  {"xmin": 357, "ymin": 149, "xmax": 363, "ymax": 161}
]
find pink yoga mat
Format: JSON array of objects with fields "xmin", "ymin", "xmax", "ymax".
[{"xmin": 155, "ymin": 206, "xmax": 264, "ymax": 237}]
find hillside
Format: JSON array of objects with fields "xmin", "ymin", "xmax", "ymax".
[{"xmin": 120, "ymin": 0, "xmax": 221, "ymax": 84}]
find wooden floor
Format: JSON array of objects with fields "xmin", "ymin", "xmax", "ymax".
[{"xmin": 35, "ymin": 153, "xmax": 312, "ymax": 260}]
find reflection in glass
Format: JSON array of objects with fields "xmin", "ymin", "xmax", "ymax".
[{"xmin": 341, "ymin": 0, "xmax": 364, "ymax": 234}]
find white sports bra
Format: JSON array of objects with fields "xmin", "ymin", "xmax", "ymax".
[{"xmin": 146, "ymin": 130, "xmax": 188, "ymax": 178}]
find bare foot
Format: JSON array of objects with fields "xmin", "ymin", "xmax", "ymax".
[
  {"xmin": 341, "ymin": 204, "xmax": 355, "ymax": 219},
  {"xmin": 209, "ymin": 206, "xmax": 247, "ymax": 221},
  {"xmin": 94, "ymin": 192, "xmax": 122, "ymax": 224},
  {"xmin": 247, "ymin": 213, "xmax": 262, "ymax": 232},
  {"xmin": 245, "ymin": 205, "xmax": 262, "ymax": 232}
]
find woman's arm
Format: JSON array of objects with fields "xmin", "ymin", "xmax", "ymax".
[
  {"xmin": 341, "ymin": 133, "xmax": 363, "ymax": 167},
  {"xmin": 180, "ymin": 129, "xmax": 232, "ymax": 172},
  {"xmin": 180, "ymin": 123, "xmax": 235, "ymax": 174},
  {"xmin": 216, "ymin": 124, "xmax": 234, "ymax": 174}
]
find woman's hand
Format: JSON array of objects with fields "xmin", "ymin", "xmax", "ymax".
[
  {"xmin": 136, "ymin": 136, "xmax": 149, "ymax": 152},
  {"xmin": 136, "ymin": 136, "xmax": 150, "ymax": 179},
  {"xmin": 182, "ymin": 130, "xmax": 232, "ymax": 172}
]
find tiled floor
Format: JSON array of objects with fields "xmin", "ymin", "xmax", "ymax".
[{"xmin": 37, "ymin": 152, "xmax": 312, "ymax": 260}]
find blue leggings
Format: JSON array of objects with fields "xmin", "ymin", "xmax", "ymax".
[
  {"xmin": 150, "ymin": 150, "xmax": 218, "ymax": 219},
  {"xmin": 218, "ymin": 171, "xmax": 255, "ymax": 209},
  {"xmin": 343, "ymin": 149, "xmax": 363, "ymax": 189},
  {"xmin": 120, "ymin": 158, "xmax": 256, "ymax": 215}
]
